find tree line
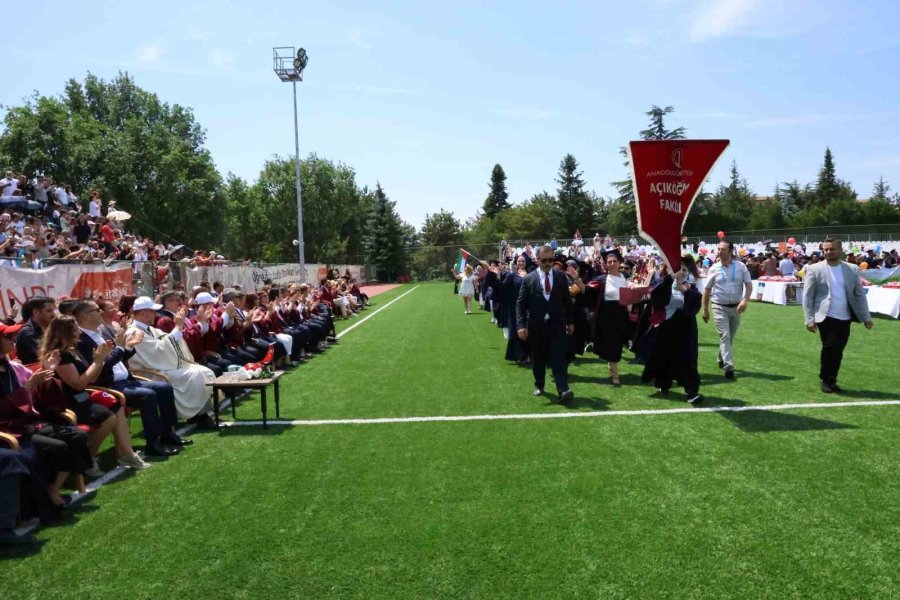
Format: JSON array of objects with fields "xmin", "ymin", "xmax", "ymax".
[{"xmin": 3, "ymin": 76, "xmax": 898, "ymax": 281}]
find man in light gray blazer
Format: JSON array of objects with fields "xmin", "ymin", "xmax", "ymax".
[{"xmin": 802, "ymin": 238, "xmax": 873, "ymax": 393}]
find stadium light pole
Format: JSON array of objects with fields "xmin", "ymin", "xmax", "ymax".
[{"xmin": 272, "ymin": 46, "xmax": 309, "ymax": 267}]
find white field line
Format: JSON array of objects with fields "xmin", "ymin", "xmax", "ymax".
[
  {"xmin": 336, "ymin": 285, "xmax": 420, "ymax": 339},
  {"xmin": 220, "ymin": 399, "xmax": 900, "ymax": 428}
]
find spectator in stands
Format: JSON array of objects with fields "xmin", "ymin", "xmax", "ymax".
[
  {"xmin": 0, "ymin": 171, "xmax": 17, "ymax": 196},
  {"xmin": 88, "ymin": 191, "xmax": 102, "ymax": 218},
  {"xmin": 38, "ymin": 315, "xmax": 149, "ymax": 472},
  {"xmin": 73, "ymin": 214, "xmax": 91, "ymax": 245},
  {"xmin": 126, "ymin": 297, "xmax": 218, "ymax": 429},
  {"xmin": 14, "ymin": 297, "xmax": 57, "ymax": 365}
]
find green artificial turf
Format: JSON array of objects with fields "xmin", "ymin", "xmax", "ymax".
[{"xmin": 2, "ymin": 282, "xmax": 899, "ymax": 599}]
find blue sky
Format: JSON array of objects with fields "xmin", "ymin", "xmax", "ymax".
[{"xmin": 3, "ymin": 0, "xmax": 899, "ymax": 228}]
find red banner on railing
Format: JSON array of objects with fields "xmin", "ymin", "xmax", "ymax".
[
  {"xmin": 0, "ymin": 263, "xmax": 134, "ymax": 320},
  {"xmin": 629, "ymin": 139, "xmax": 729, "ymax": 272}
]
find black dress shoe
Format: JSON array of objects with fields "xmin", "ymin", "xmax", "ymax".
[
  {"xmin": 821, "ymin": 381, "xmax": 842, "ymax": 394},
  {"xmin": 191, "ymin": 415, "xmax": 220, "ymax": 430},
  {"xmin": 0, "ymin": 529, "xmax": 38, "ymax": 547},
  {"xmin": 163, "ymin": 434, "xmax": 193, "ymax": 446},
  {"xmin": 145, "ymin": 441, "xmax": 179, "ymax": 457},
  {"xmin": 532, "ymin": 388, "xmax": 544, "ymax": 397}
]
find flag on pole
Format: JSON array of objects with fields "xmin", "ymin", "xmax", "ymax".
[{"xmin": 455, "ymin": 248, "xmax": 471, "ymax": 272}]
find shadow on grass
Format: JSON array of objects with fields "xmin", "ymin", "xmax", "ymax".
[
  {"xmin": 719, "ymin": 410, "xmax": 857, "ymax": 433},
  {"xmin": 565, "ymin": 395, "xmax": 612, "ymax": 411},
  {"xmin": 0, "ymin": 539, "xmax": 47, "ymax": 560},
  {"xmin": 834, "ymin": 389, "xmax": 900, "ymax": 400},
  {"xmin": 217, "ymin": 425, "xmax": 289, "ymax": 437},
  {"xmin": 703, "ymin": 371, "xmax": 795, "ymax": 383}
]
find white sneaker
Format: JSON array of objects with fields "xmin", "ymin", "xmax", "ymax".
[
  {"xmin": 84, "ymin": 459, "xmax": 103, "ymax": 478},
  {"xmin": 117, "ymin": 453, "xmax": 151, "ymax": 470}
]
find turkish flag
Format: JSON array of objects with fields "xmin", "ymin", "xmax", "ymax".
[{"xmin": 629, "ymin": 140, "xmax": 729, "ymax": 272}]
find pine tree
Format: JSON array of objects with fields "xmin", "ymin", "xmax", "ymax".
[
  {"xmin": 482, "ymin": 164, "xmax": 510, "ymax": 218},
  {"xmin": 555, "ymin": 154, "xmax": 593, "ymax": 234},
  {"xmin": 815, "ymin": 147, "xmax": 838, "ymax": 207},
  {"xmin": 712, "ymin": 161, "xmax": 757, "ymax": 231},
  {"xmin": 871, "ymin": 176, "xmax": 891, "ymax": 202},
  {"xmin": 365, "ymin": 182, "xmax": 405, "ymax": 281}
]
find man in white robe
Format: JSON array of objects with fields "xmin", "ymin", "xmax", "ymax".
[{"xmin": 127, "ymin": 297, "xmax": 218, "ymax": 429}]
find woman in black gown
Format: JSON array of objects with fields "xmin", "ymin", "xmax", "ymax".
[
  {"xmin": 587, "ymin": 250, "xmax": 630, "ymax": 386},
  {"xmin": 641, "ymin": 261, "xmax": 702, "ymax": 403},
  {"xmin": 503, "ymin": 256, "xmax": 530, "ymax": 364}
]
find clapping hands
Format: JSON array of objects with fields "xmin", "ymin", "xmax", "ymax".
[
  {"xmin": 125, "ymin": 329, "xmax": 144, "ymax": 348},
  {"xmin": 43, "ymin": 349, "xmax": 61, "ymax": 371},
  {"xmin": 25, "ymin": 369, "xmax": 55, "ymax": 390},
  {"xmin": 196, "ymin": 303, "xmax": 214, "ymax": 323}
]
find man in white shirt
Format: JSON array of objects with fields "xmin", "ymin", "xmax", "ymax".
[
  {"xmin": 0, "ymin": 171, "xmax": 17, "ymax": 196},
  {"xmin": 702, "ymin": 240, "xmax": 752, "ymax": 379},
  {"xmin": 54, "ymin": 184, "xmax": 69, "ymax": 207},
  {"xmin": 802, "ymin": 238, "xmax": 872, "ymax": 393}
]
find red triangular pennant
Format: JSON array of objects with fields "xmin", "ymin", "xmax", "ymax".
[{"xmin": 629, "ymin": 139, "xmax": 729, "ymax": 272}]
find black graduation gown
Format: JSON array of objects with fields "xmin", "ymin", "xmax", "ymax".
[
  {"xmin": 502, "ymin": 270, "xmax": 529, "ymax": 361},
  {"xmin": 585, "ymin": 275, "xmax": 630, "ymax": 363},
  {"xmin": 641, "ymin": 276, "xmax": 701, "ymax": 395}
]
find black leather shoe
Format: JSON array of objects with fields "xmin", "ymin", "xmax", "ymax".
[
  {"xmin": 145, "ymin": 441, "xmax": 179, "ymax": 457},
  {"xmin": 532, "ymin": 388, "xmax": 544, "ymax": 397},
  {"xmin": 821, "ymin": 381, "xmax": 842, "ymax": 394},
  {"xmin": 163, "ymin": 434, "xmax": 193, "ymax": 446},
  {"xmin": 191, "ymin": 415, "xmax": 220, "ymax": 430},
  {"xmin": 558, "ymin": 389, "xmax": 574, "ymax": 404}
]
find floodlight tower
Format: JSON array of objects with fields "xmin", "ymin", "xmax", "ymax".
[{"xmin": 272, "ymin": 46, "xmax": 309, "ymax": 267}]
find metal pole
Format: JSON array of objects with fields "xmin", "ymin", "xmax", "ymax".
[{"xmin": 293, "ymin": 80, "xmax": 305, "ymax": 267}]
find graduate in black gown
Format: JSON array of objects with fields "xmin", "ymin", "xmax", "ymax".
[
  {"xmin": 503, "ymin": 255, "xmax": 530, "ymax": 364},
  {"xmin": 480, "ymin": 260, "xmax": 501, "ymax": 316},
  {"xmin": 584, "ymin": 250, "xmax": 631, "ymax": 386},
  {"xmin": 641, "ymin": 259, "xmax": 702, "ymax": 404}
]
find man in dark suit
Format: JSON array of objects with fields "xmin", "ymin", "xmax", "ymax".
[
  {"xmin": 516, "ymin": 245, "xmax": 575, "ymax": 403},
  {"xmin": 72, "ymin": 300, "xmax": 191, "ymax": 456}
]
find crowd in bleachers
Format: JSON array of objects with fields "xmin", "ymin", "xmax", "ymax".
[
  {"xmin": 1, "ymin": 255, "xmax": 370, "ymax": 545},
  {"xmin": 1, "ymin": 169, "xmax": 237, "ymax": 268}
]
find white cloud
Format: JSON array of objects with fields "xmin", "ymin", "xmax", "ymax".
[
  {"xmin": 688, "ymin": 0, "xmax": 761, "ymax": 42},
  {"xmin": 137, "ymin": 41, "xmax": 165, "ymax": 64}
]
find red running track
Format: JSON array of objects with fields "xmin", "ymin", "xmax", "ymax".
[{"xmin": 360, "ymin": 283, "xmax": 401, "ymax": 298}]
